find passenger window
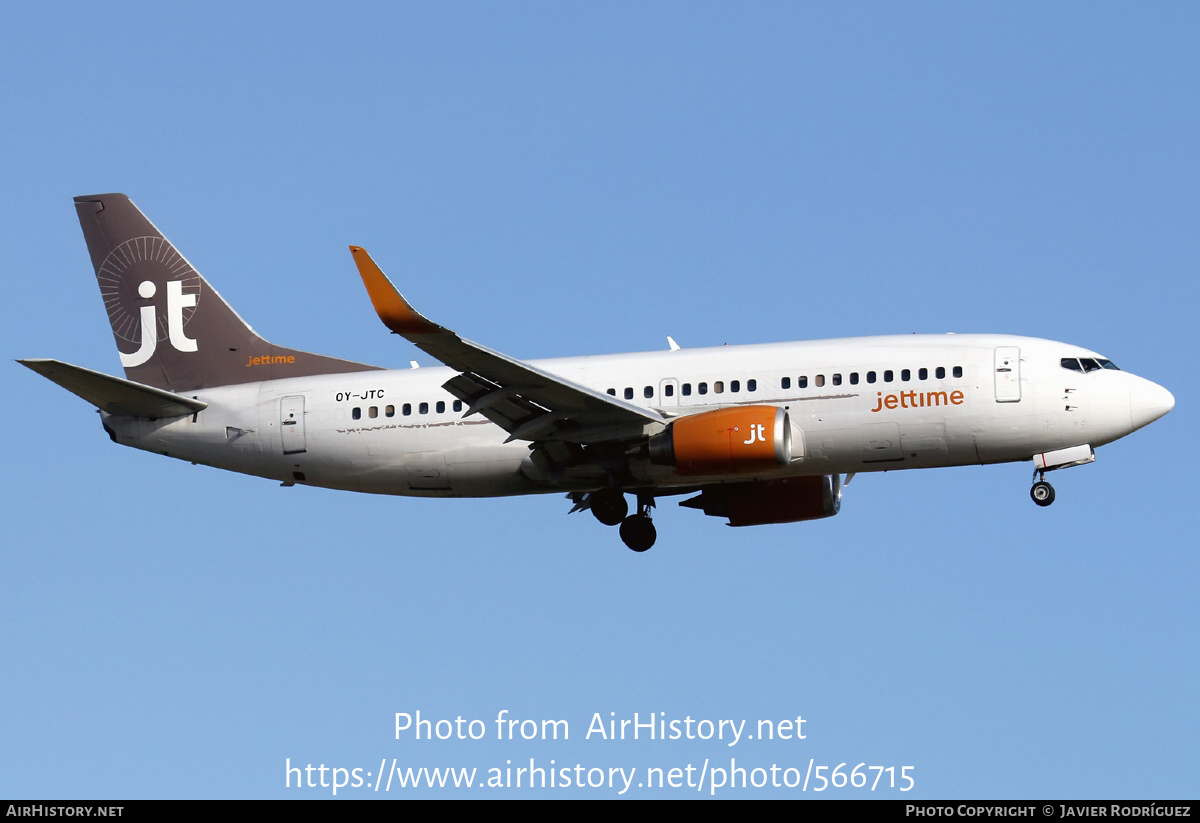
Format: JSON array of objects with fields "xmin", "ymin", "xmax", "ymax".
[
  {"xmin": 953, "ymin": 366, "xmax": 963, "ymax": 378},
  {"xmin": 831, "ymin": 374, "xmax": 841, "ymax": 386},
  {"xmin": 403, "ymin": 403, "xmax": 412, "ymax": 416},
  {"xmin": 644, "ymin": 386, "xmax": 653, "ymax": 399},
  {"xmin": 798, "ymin": 376, "xmax": 808, "ymax": 389},
  {"xmin": 867, "ymin": 371, "xmax": 876, "ymax": 384},
  {"xmin": 436, "ymin": 401, "xmax": 445, "ymax": 414},
  {"xmin": 682, "ymin": 383, "xmax": 692, "ymax": 396},
  {"xmin": 936, "ymin": 367, "xmax": 946, "ymax": 379},
  {"xmin": 419, "ymin": 402, "xmax": 429, "ymax": 414},
  {"xmin": 607, "ymin": 388, "xmax": 616, "ymax": 396},
  {"xmin": 714, "ymin": 381, "xmax": 724, "ymax": 394},
  {"xmin": 352, "ymin": 407, "xmax": 361, "ymax": 420},
  {"xmin": 884, "ymin": 370, "xmax": 894, "ymax": 382},
  {"xmin": 698, "ymin": 382, "xmax": 708, "ymax": 395},
  {"xmin": 747, "ymin": 379, "xmax": 757, "ymax": 392},
  {"xmin": 664, "ymin": 384, "xmax": 674, "ymax": 397},
  {"xmin": 452, "ymin": 400, "xmax": 463, "ymax": 413},
  {"xmin": 385, "ymin": 405, "xmax": 395, "ymax": 417},
  {"xmin": 781, "ymin": 377, "xmax": 791, "ymax": 390},
  {"xmin": 731, "ymin": 380, "xmax": 740, "ymax": 393},
  {"xmin": 815, "ymin": 375, "xmax": 825, "ymax": 388},
  {"xmin": 369, "ymin": 406, "xmax": 378, "ymax": 419},
  {"xmin": 624, "ymin": 387, "xmax": 634, "ymax": 400},
  {"xmin": 919, "ymin": 368, "xmax": 928, "ymax": 380},
  {"xmin": 901, "ymin": 369, "xmax": 911, "ymax": 381},
  {"xmin": 850, "ymin": 372, "xmax": 859, "ymax": 385}
]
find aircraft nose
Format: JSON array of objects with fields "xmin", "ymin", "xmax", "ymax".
[{"xmin": 1129, "ymin": 379, "xmax": 1174, "ymax": 431}]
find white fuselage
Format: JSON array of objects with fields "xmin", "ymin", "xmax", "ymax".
[{"xmin": 101, "ymin": 333, "xmax": 1171, "ymax": 498}]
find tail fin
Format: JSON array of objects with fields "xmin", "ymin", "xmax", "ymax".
[{"xmin": 74, "ymin": 193, "xmax": 379, "ymax": 392}]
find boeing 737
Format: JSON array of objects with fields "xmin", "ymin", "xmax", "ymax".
[{"xmin": 20, "ymin": 194, "xmax": 1174, "ymax": 551}]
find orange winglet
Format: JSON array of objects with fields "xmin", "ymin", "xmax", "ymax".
[{"xmin": 349, "ymin": 247, "xmax": 440, "ymax": 335}]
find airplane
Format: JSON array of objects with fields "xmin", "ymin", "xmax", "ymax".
[{"xmin": 19, "ymin": 193, "xmax": 1175, "ymax": 552}]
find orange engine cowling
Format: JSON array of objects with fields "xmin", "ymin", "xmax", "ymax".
[
  {"xmin": 680, "ymin": 475, "xmax": 842, "ymax": 526},
  {"xmin": 648, "ymin": 405, "xmax": 792, "ymax": 476}
]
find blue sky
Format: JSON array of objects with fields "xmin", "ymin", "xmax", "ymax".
[{"xmin": 2, "ymin": 2, "xmax": 1196, "ymax": 798}]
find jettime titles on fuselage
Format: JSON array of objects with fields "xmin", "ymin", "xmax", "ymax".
[{"xmin": 871, "ymin": 389, "xmax": 965, "ymax": 413}]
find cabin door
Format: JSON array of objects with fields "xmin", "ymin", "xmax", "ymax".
[
  {"xmin": 280, "ymin": 395, "xmax": 307, "ymax": 454},
  {"xmin": 994, "ymin": 347, "xmax": 1022, "ymax": 403}
]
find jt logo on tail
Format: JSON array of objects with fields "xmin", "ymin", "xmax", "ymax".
[
  {"xmin": 75, "ymin": 193, "xmax": 378, "ymax": 392},
  {"xmin": 120, "ymin": 277, "xmax": 199, "ymax": 367},
  {"xmin": 94, "ymin": 232, "xmax": 203, "ymax": 369}
]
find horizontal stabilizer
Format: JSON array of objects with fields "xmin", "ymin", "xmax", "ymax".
[{"xmin": 18, "ymin": 359, "xmax": 208, "ymax": 418}]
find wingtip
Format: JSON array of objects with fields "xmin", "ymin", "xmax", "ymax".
[
  {"xmin": 348, "ymin": 246, "xmax": 440, "ymax": 335},
  {"xmin": 17, "ymin": 358, "xmax": 52, "ymax": 372}
]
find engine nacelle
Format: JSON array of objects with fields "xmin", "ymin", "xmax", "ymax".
[
  {"xmin": 648, "ymin": 405, "xmax": 792, "ymax": 476},
  {"xmin": 681, "ymin": 475, "xmax": 842, "ymax": 527}
]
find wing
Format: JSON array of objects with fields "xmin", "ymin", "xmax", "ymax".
[{"xmin": 349, "ymin": 247, "xmax": 664, "ymax": 445}]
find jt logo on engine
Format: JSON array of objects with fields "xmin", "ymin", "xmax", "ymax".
[{"xmin": 743, "ymin": 424, "xmax": 766, "ymax": 445}]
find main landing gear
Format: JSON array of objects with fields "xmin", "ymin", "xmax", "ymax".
[
  {"xmin": 1030, "ymin": 469, "xmax": 1055, "ymax": 507},
  {"xmin": 578, "ymin": 490, "xmax": 657, "ymax": 552},
  {"xmin": 588, "ymin": 488, "xmax": 628, "ymax": 526},
  {"xmin": 619, "ymin": 502, "xmax": 657, "ymax": 553}
]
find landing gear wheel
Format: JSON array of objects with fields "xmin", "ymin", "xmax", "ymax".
[
  {"xmin": 619, "ymin": 514, "xmax": 657, "ymax": 552},
  {"xmin": 1030, "ymin": 481, "xmax": 1055, "ymax": 507},
  {"xmin": 590, "ymin": 489, "xmax": 628, "ymax": 526}
]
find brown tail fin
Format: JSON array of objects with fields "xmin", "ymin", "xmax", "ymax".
[{"xmin": 74, "ymin": 193, "xmax": 379, "ymax": 391}]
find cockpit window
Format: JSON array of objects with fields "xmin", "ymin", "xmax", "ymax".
[{"xmin": 1063, "ymin": 356, "xmax": 1120, "ymax": 373}]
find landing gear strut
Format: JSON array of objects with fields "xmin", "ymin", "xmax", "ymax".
[
  {"xmin": 619, "ymin": 495, "xmax": 657, "ymax": 552},
  {"xmin": 1030, "ymin": 469, "xmax": 1055, "ymax": 507}
]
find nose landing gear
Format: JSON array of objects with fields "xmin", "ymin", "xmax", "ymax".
[
  {"xmin": 1028, "ymin": 445, "xmax": 1094, "ymax": 508},
  {"xmin": 1030, "ymin": 469, "xmax": 1055, "ymax": 507}
]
